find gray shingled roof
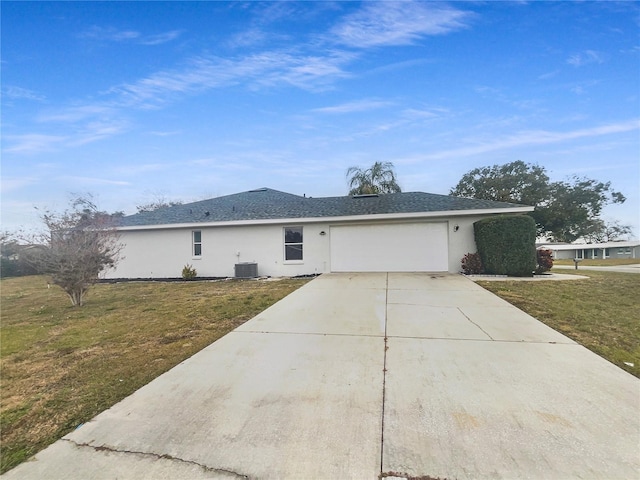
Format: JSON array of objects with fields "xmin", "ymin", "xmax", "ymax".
[{"xmin": 118, "ymin": 188, "xmax": 530, "ymax": 227}]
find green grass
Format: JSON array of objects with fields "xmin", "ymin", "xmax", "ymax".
[
  {"xmin": 0, "ymin": 275, "xmax": 309, "ymax": 474},
  {"xmin": 553, "ymin": 258, "xmax": 639, "ymax": 266},
  {"xmin": 477, "ymin": 270, "xmax": 640, "ymax": 378}
]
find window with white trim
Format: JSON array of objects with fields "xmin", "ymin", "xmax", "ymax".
[
  {"xmin": 284, "ymin": 226, "xmax": 303, "ymax": 261},
  {"xmin": 193, "ymin": 230, "xmax": 202, "ymax": 257}
]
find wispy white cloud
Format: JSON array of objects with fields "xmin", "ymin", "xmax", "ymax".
[
  {"xmin": 567, "ymin": 50, "xmax": 604, "ymax": 67},
  {"xmin": 109, "ymin": 51, "xmax": 353, "ymax": 107},
  {"xmin": 0, "ymin": 176, "xmax": 40, "ymax": 193},
  {"xmin": 114, "ymin": 163, "xmax": 171, "ymax": 176},
  {"xmin": 139, "ymin": 30, "xmax": 183, "ymax": 46},
  {"xmin": 227, "ymin": 28, "xmax": 270, "ymax": 48},
  {"xmin": 57, "ymin": 176, "xmax": 131, "ymax": 186},
  {"xmin": 37, "ymin": 105, "xmax": 117, "ymax": 123},
  {"xmin": 3, "ymin": 120, "xmax": 128, "ymax": 153},
  {"xmin": 6, "ymin": 48, "xmax": 353, "ymax": 154},
  {"xmin": 68, "ymin": 120, "xmax": 129, "ymax": 146},
  {"xmin": 147, "ymin": 130, "xmax": 182, "ymax": 137},
  {"xmin": 79, "ymin": 26, "xmax": 140, "ymax": 42},
  {"xmin": 421, "ymin": 119, "xmax": 640, "ymax": 160},
  {"xmin": 331, "ymin": 1, "xmax": 472, "ymax": 48},
  {"xmin": 3, "ymin": 134, "xmax": 68, "ymax": 154},
  {"xmin": 401, "ymin": 107, "xmax": 448, "ymax": 120},
  {"xmin": 1, "ymin": 85, "xmax": 45, "ymax": 102},
  {"xmin": 312, "ymin": 99, "xmax": 392, "ymax": 114},
  {"xmin": 538, "ymin": 70, "xmax": 560, "ymax": 80},
  {"xmin": 78, "ymin": 26, "xmax": 182, "ymax": 45}
]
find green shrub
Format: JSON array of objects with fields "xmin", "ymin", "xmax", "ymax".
[
  {"xmin": 536, "ymin": 248, "xmax": 554, "ymax": 274},
  {"xmin": 474, "ymin": 215, "xmax": 536, "ymax": 277},
  {"xmin": 461, "ymin": 252, "xmax": 483, "ymax": 274},
  {"xmin": 181, "ymin": 264, "xmax": 197, "ymax": 280}
]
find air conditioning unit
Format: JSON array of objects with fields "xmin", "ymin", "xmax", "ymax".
[{"xmin": 235, "ymin": 262, "xmax": 258, "ymax": 278}]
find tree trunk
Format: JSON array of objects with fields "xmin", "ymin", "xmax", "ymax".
[{"xmin": 66, "ymin": 288, "xmax": 85, "ymax": 307}]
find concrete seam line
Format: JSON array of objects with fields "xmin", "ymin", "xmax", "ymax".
[
  {"xmin": 61, "ymin": 439, "xmax": 250, "ymax": 479},
  {"xmin": 232, "ymin": 330, "xmax": 386, "ymax": 338},
  {"xmin": 380, "ymin": 272, "xmax": 389, "ymax": 474}
]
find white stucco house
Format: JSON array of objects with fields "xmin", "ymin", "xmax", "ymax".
[
  {"xmin": 538, "ymin": 241, "xmax": 640, "ymax": 260},
  {"xmin": 107, "ymin": 188, "xmax": 533, "ymax": 279}
]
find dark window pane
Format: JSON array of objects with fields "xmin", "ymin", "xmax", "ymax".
[
  {"xmin": 194, "ymin": 244, "xmax": 202, "ymax": 256},
  {"xmin": 285, "ymin": 244, "xmax": 303, "ymax": 261},
  {"xmin": 285, "ymin": 227, "xmax": 303, "ymax": 244},
  {"xmin": 193, "ymin": 231, "xmax": 201, "ymax": 243}
]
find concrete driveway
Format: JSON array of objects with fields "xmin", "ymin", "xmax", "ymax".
[{"xmin": 4, "ymin": 273, "xmax": 639, "ymax": 479}]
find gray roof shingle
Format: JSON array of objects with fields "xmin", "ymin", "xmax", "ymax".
[{"xmin": 118, "ymin": 188, "xmax": 530, "ymax": 227}]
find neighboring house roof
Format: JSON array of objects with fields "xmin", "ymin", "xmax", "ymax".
[
  {"xmin": 118, "ymin": 188, "xmax": 532, "ymax": 228},
  {"xmin": 539, "ymin": 241, "xmax": 640, "ymax": 251}
]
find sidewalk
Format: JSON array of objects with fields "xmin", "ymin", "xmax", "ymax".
[{"xmin": 553, "ymin": 263, "xmax": 640, "ymax": 273}]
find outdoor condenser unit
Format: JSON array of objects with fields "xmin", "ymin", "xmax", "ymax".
[{"xmin": 235, "ymin": 262, "xmax": 258, "ymax": 278}]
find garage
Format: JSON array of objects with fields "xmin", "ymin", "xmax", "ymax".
[{"xmin": 330, "ymin": 222, "xmax": 449, "ymax": 272}]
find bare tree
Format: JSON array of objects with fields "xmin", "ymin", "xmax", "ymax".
[
  {"xmin": 582, "ymin": 219, "xmax": 633, "ymax": 243},
  {"xmin": 25, "ymin": 195, "xmax": 123, "ymax": 306},
  {"xmin": 136, "ymin": 193, "xmax": 183, "ymax": 213}
]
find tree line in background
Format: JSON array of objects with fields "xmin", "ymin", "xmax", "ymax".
[
  {"xmin": 345, "ymin": 159, "xmax": 631, "ymax": 243},
  {"xmin": 449, "ymin": 160, "xmax": 630, "ymax": 243}
]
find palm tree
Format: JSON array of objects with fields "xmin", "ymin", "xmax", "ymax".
[{"xmin": 346, "ymin": 161, "xmax": 402, "ymax": 195}]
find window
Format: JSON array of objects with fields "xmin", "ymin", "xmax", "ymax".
[
  {"xmin": 284, "ymin": 226, "xmax": 303, "ymax": 261},
  {"xmin": 575, "ymin": 249, "xmax": 584, "ymax": 259},
  {"xmin": 193, "ymin": 230, "xmax": 202, "ymax": 257},
  {"xmin": 604, "ymin": 248, "xmax": 610, "ymax": 258}
]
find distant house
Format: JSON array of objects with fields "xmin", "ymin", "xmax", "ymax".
[
  {"xmin": 538, "ymin": 241, "xmax": 640, "ymax": 260},
  {"xmin": 108, "ymin": 188, "xmax": 533, "ymax": 279}
]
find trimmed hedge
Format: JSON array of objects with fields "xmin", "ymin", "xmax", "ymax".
[{"xmin": 474, "ymin": 215, "xmax": 536, "ymax": 277}]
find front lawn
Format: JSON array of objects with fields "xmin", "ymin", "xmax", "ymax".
[
  {"xmin": 0, "ymin": 275, "xmax": 309, "ymax": 474},
  {"xmin": 477, "ymin": 270, "xmax": 640, "ymax": 378}
]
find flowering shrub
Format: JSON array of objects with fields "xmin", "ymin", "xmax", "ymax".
[
  {"xmin": 536, "ymin": 249, "xmax": 554, "ymax": 274},
  {"xmin": 461, "ymin": 252, "xmax": 483, "ymax": 275}
]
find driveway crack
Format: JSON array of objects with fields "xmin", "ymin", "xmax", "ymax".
[
  {"xmin": 458, "ymin": 308, "xmax": 494, "ymax": 340},
  {"xmin": 62, "ymin": 439, "xmax": 250, "ymax": 479}
]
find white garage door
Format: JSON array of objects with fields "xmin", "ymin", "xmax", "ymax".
[{"xmin": 330, "ymin": 222, "xmax": 449, "ymax": 272}]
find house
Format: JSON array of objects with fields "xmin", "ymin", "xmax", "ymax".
[
  {"xmin": 108, "ymin": 188, "xmax": 533, "ymax": 279},
  {"xmin": 538, "ymin": 241, "xmax": 640, "ymax": 260}
]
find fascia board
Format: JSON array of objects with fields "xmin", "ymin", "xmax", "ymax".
[{"xmin": 116, "ymin": 206, "xmax": 534, "ymax": 232}]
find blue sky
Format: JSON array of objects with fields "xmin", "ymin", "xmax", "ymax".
[{"xmin": 2, "ymin": 1, "xmax": 639, "ymax": 237}]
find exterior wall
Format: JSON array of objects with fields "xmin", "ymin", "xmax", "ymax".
[
  {"xmin": 552, "ymin": 250, "xmax": 575, "ymax": 260},
  {"xmin": 107, "ymin": 212, "xmax": 517, "ymax": 279},
  {"xmin": 445, "ymin": 215, "xmax": 487, "ymax": 273},
  {"xmin": 107, "ymin": 222, "xmax": 332, "ymax": 279},
  {"xmin": 547, "ymin": 245, "xmax": 640, "ymax": 260},
  {"xmin": 609, "ymin": 245, "xmax": 640, "ymax": 259}
]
